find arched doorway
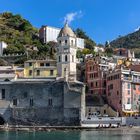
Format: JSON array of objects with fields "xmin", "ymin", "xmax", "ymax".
[{"xmin": 0, "ymin": 116, "xmax": 5, "ymax": 125}]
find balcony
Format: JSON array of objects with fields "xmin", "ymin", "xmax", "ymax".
[
  {"xmin": 133, "ymin": 78, "xmax": 140, "ymax": 83},
  {"xmin": 122, "ymin": 77, "xmax": 132, "ymax": 81},
  {"xmin": 124, "ymin": 104, "xmax": 132, "ymax": 110}
]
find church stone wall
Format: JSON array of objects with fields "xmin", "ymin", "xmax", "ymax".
[{"xmin": 0, "ymin": 80, "xmax": 85, "ymax": 126}]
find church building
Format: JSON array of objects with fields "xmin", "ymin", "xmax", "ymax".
[{"xmin": 57, "ymin": 22, "xmax": 77, "ymax": 81}]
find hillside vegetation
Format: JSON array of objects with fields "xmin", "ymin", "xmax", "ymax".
[
  {"xmin": 0, "ymin": 12, "xmax": 97, "ymax": 63},
  {"xmin": 0, "ymin": 12, "xmax": 41, "ymax": 54},
  {"xmin": 75, "ymin": 28, "xmax": 96, "ymax": 58},
  {"xmin": 110, "ymin": 29, "xmax": 140, "ymax": 57},
  {"xmin": 0, "ymin": 12, "xmax": 58, "ymax": 63},
  {"xmin": 75, "ymin": 28, "xmax": 96, "ymax": 50}
]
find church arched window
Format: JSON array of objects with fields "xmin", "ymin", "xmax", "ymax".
[
  {"xmin": 65, "ymin": 40, "xmax": 67, "ymax": 45},
  {"xmin": 65, "ymin": 55, "xmax": 68, "ymax": 62},
  {"xmin": 72, "ymin": 55, "xmax": 74, "ymax": 62},
  {"xmin": 59, "ymin": 56, "xmax": 61, "ymax": 62},
  {"xmin": 71, "ymin": 40, "xmax": 74, "ymax": 46}
]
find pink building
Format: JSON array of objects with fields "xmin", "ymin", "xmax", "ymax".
[
  {"xmin": 106, "ymin": 69, "xmax": 122, "ymax": 115},
  {"xmin": 85, "ymin": 57, "xmax": 107, "ymax": 96},
  {"xmin": 107, "ymin": 65, "xmax": 140, "ymax": 116}
]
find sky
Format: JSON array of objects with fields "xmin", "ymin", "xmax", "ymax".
[{"xmin": 0, "ymin": 0, "xmax": 140, "ymax": 44}]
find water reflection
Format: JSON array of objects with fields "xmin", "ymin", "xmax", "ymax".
[
  {"xmin": 0, "ymin": 130, "xmax": 139, "ymax": 140},
  {"xmin": 80, "ymin": 130, "xmax": 140, "ymax": 140}
]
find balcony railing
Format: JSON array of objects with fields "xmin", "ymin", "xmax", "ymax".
[
  {"xmin": 123, "ymin": 77, "xmax": 132, "ymax": 81},
  {"xmin": 133, "ymin": 78, "xmax": 140, "ymax": 83}
]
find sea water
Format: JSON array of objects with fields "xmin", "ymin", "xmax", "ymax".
[{"xmin": 0, "ymin": 130, "xmax": 139, "ymax": 140}]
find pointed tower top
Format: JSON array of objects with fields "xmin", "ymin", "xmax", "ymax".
[
  {"xmin": 64, "ymin": 20, "xmax": 69, "ymax": 27},
  {"xmin": 58, "ymin": 20, "xmax": 76, "ymax": 38}
]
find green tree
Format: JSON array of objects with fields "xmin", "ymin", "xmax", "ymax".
[
  {"xmin": 76, "ymin": 50, "xmax": 83, "ymax": 58},
  {"xmin": 105, "ymin": 47, "xmax": 113, "ymax": 57},
  {"xmin": 47, "ymin": 41, "xmax": 57, "ymax": 59},
  {"xmin": 82, "ymin": 48, "xmax": 91, "ymax": 55},
  {"xmin": 75, "ymin": 28, "xmax": 87, "ymax": 39},
  {"xmin": 75, "ymin": 28, "xmax": 96, "ymax": 50},
  {"xmin": 3, "ymin": 46, "xmax": 19, "ymax": 54},
  {"xmin": 85, "ymin": 39, "xmax": 95, "ymax": 50},
  {"xmin": 104, "ymin": 41, "xmax": 113, "ymax": 57}
]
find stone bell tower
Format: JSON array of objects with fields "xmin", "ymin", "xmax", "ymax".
[{"xmin": 57, "ymin": 22, "xmax": 77, "ymax": 81}]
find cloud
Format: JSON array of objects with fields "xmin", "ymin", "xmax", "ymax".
[
  {"xmin": 63, "ymin": 11, "xmax": 83, "ymax": 24},
  {"xmin": 135, "ymin": 26, "xmax": 140, "ymax": 31}
]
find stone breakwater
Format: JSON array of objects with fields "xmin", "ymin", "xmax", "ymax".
[{"xmin": 0, "ymin": 125, "xmax": 140, "ymax": 132}]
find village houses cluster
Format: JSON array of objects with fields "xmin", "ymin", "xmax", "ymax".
[{"xmin": 0, "ymin": 23, "xmax": 140, "ymax": 124}]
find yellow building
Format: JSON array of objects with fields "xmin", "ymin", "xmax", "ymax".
[
  {"xmin": 24, "ymin": 60, "xmax": 57, "ymax": 78},
  {"xmin": 117, "ymin": 58, "xmax": 132, "ymax": 67}
]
